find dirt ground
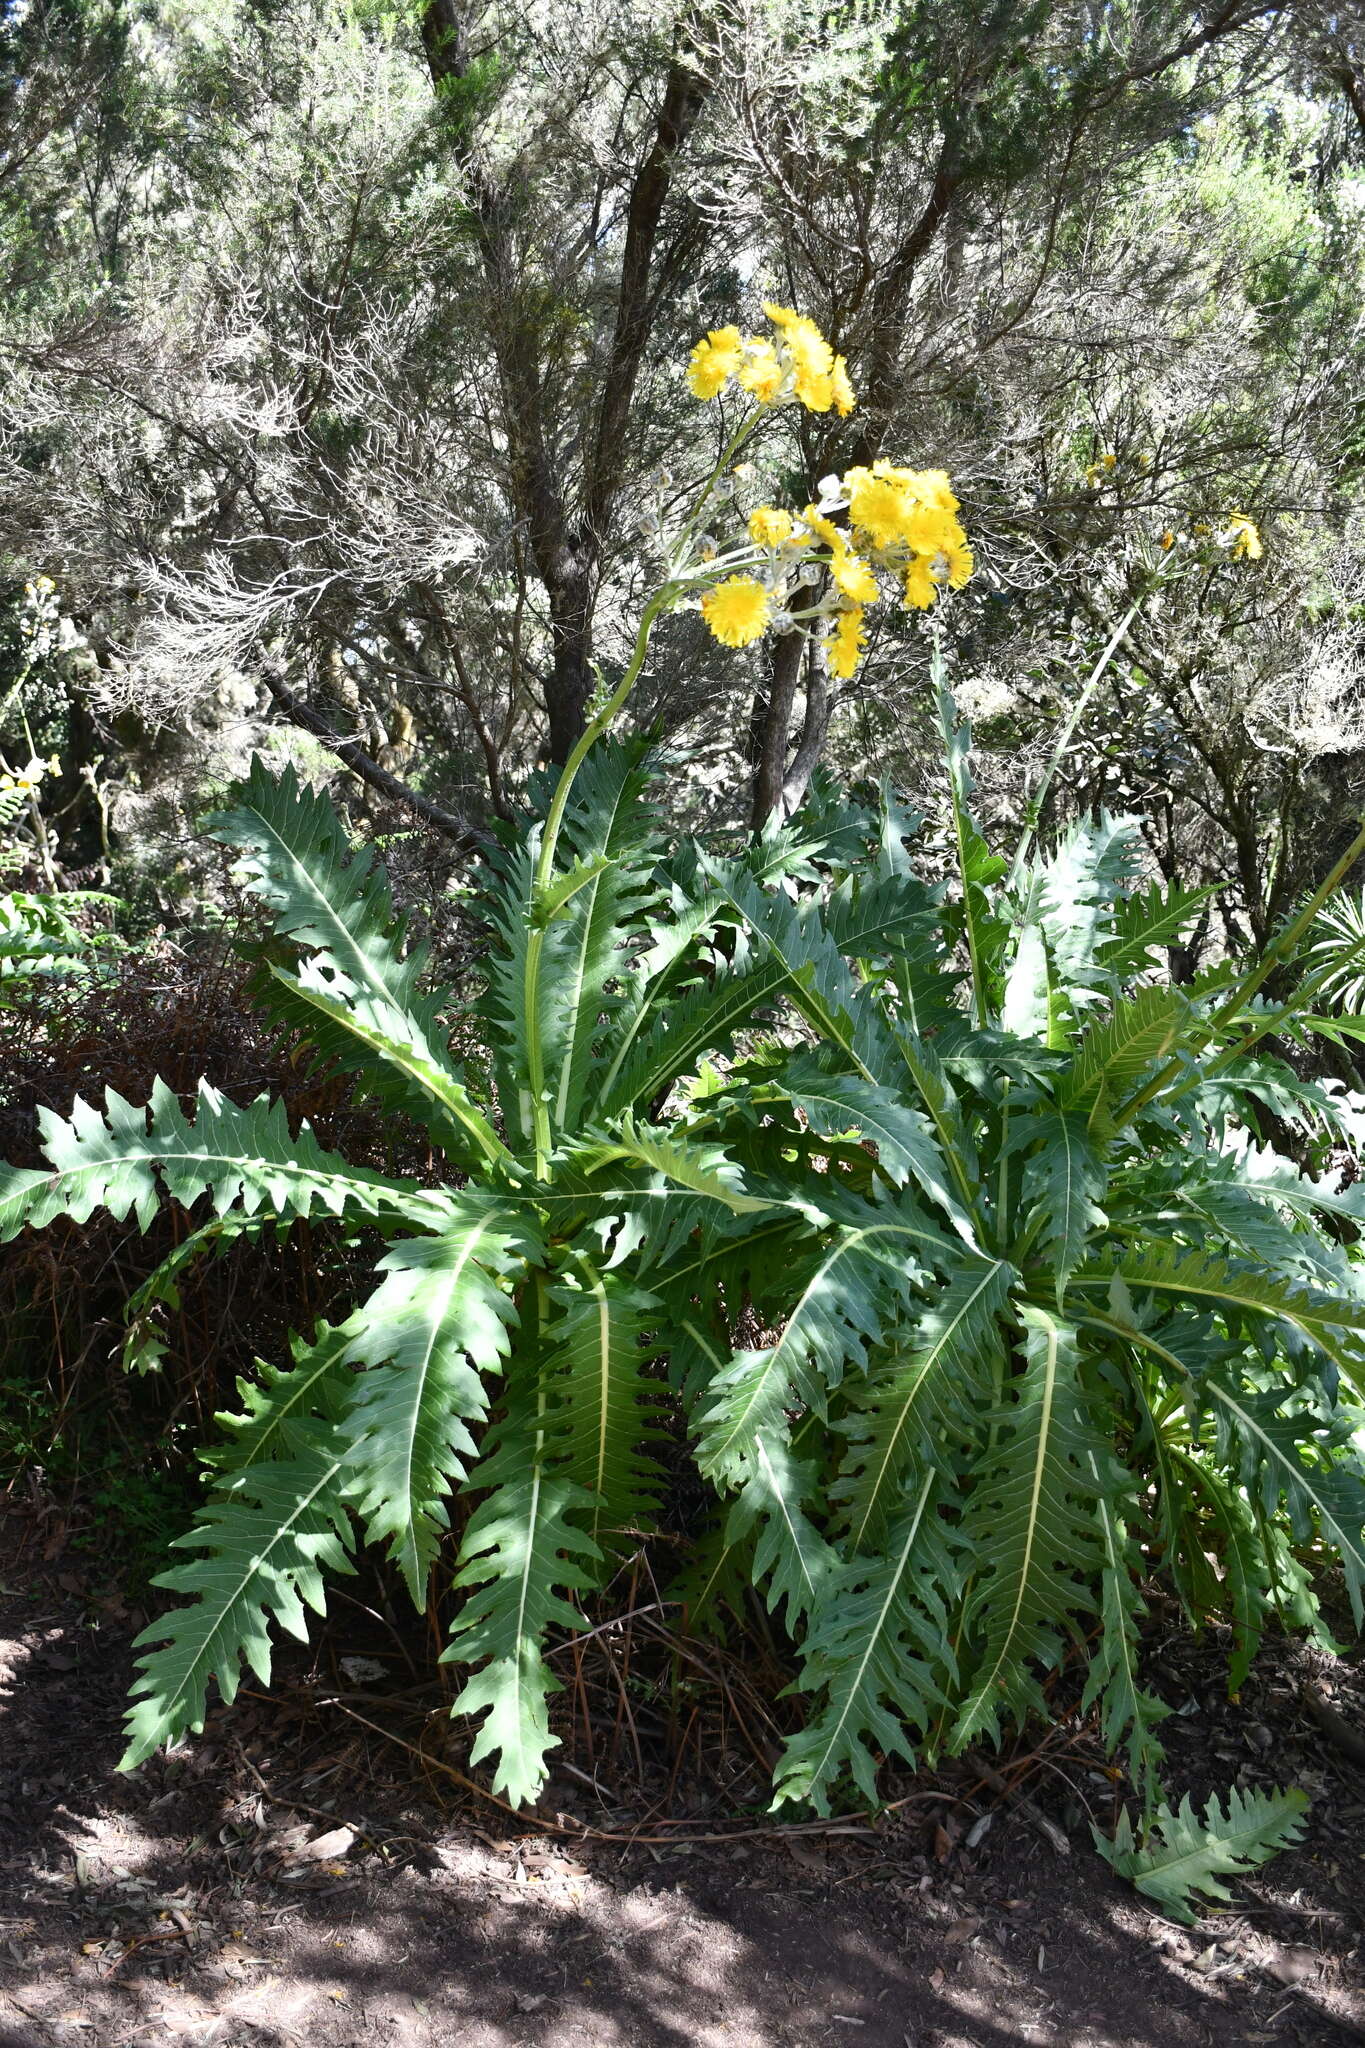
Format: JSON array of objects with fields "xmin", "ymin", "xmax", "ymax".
[{"xmin": 1, "ymin": 1501, "xmax": 1363, "ymax": 2048}]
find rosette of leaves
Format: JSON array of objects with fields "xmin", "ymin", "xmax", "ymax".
[{"xmin": 3, "ymin": 692, "xmax": 1365, "ymax": 1820}]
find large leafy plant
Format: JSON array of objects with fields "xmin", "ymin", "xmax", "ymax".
[
  {"xmin": 3, "ymin": 311, "xmax": 1364, "ymax": 1819},
  {"xmin": 3, "ymin": 695, "xmax": 1364, "ymax": 1815}
]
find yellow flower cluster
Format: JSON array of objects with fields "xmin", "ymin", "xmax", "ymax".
[
  {"xmin": 827, "ymin": 607, "xmax": 867, "ymax": 681},
  {"xmin": 1225, "ymin": 513, "xmax": 1262, "ymax": 560},
  {"xmin": 680, "ymin": 309, "xmax": 971, "ymax": 678},
  {"xmin": 686, "ymin": 305, "xmax": 855, "ymax": 417},
  {"xmin": 841, "ymin": 462, "xmax": 973, "ymax": 606},
  {"xmin": 1157, "ymin": 513, "xmax": 1264, "ymax": 563},
  {"xmin": 699, "ymin": 463, "xmax": 973, "ymax": 679}
]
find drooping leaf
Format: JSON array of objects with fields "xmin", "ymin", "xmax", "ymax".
[
  {"xmin": 1013, "ymin": 1110, "xmax": 1109, "ymax": 1301},
  {"xmin": 542, "ymin": 1257, "xmax": 666, "ymax": 1551},
  {"xmin": 210, "ymin": 761, "xmax": 503, "ymax": 1164},
  {"xmin": 444, "ymin": 1394, "xmax": 602, "ymax": 1808},
  {"xmin": 341, "ymin": 1199, "xmax": 536, "ymax": 1604},
  {"xmin": 1095, "ymin": 1786, "xmax": 1310, "ymax": 1925},
  {"xmin": 122, "ymin": 1400, "xmax": 356, "ymax": 1769},
  {"xmin": 0, "ymin": 1079, "xmax": 446, "ymax": 1242},
  {"xmin": 952, "ymin": 1306, "xmax": 1111, "ymax": 1749},
  {"xmin": 1061, "ymin": 986, "xmax": 1190, "ymax": 1129},
  {"xmin": 695, "ymin": 1208, "xmax": 938, "ymax": 1484},
  {"xmin": 724, "ymin": 1427, "xmax": 837, "ymax": 1627},
  {"xmin": 1079, "ymin": 1444, "xmax": 1168, "ymax": 1805},
  {"xmin": 834, "ymin": 1256, "xmax": 1014, "ymax": 1552},
  {"xmin": 772, "ymin": 1476, "xmax": 957, "ymax": 1814}
]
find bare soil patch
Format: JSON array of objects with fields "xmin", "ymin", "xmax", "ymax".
[{"xmin": 1, "ymin": 1504, "xmax": 1362, "ymax": 2048}]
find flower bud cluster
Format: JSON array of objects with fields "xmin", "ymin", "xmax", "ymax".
[{"xmin": 692, "ymin": 460, "xmax": 974, "ymax": 681}]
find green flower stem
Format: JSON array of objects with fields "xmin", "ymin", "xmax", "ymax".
[
  {"xmin": 933, "ymin": 650, "xmax": 990, "ymax": 1029},
  {"xmin": 523, "ymin": 589, "xmax": 668, "ymax": 1177},
  {"xmin": 1116, "ymin": 813, "xmax": 1365, "ymax": 1128},
  {"xmin": 523, "ymin": 407, "xmax": 766, "ymax": 1177},
  {"xmin": 1006, "ymin": 597, "xmax": 1142, "ymax": 892}
]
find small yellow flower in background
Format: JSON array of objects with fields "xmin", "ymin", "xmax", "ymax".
[
  {"xmin": 904, "ymin": 558, "xmax": 938, "ymax": 610},
  {"xmin": 701, "ymin": 576, "xmax": 771, "ymax": 648},
  {"xmin": 827, "ymin": 607, "xmax": 867, "ymax": 680},
  {"xmin": 687, "ymin": 326, "xmax": 744, "ymax": 400},
  {"xmin": 830, "ymin": 357, "xmax": 856, "ymax": 419},
  {"xmin": 1225, "ymin": 513, "xmax": 1262, "ymax": 560},
  {"xmin": 1102, "ymin": 452, "xmax": 1117, "ymax": 470},
  {"xmin": 1159, "ymin": 529, "xmax": 1175, "ymax": 551},
  {"xmin": 748, "ymin": 506, "xmax": 795, "ymax": 549}
]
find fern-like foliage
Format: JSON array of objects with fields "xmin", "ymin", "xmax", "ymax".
[
  {"xmin": 215, "ymin": 760, "xmax": 506, "ymax": 1168},
  {"xmin": 953, "ymin": 1308, "xmax": 1115, "ymax": 1748},
  {"xmin": 773, "ymin": 1477, "xmax": 957, "ymax": 1813},
  {"xmin": 341, "ymin": 1200, "xmax": 536, "ymax": 1602},
  {"xmin": 1095, "ymin": 1786, "xmax": 1310, "ymax": 1924},
  {"xmin": 7, "ymin": 695, "xmax": 1364, "ymax": 1847},
  {"xmin": 121, "ymin": 1323, "xmax": 359, "ymax": 1767},
  {"xmin": 443, "ymin": 1392, "xmax": 603, "ymax": 1803}
]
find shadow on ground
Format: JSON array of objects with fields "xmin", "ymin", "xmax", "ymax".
[{"xmin": 2, "ymin": 1520, "xmax": 1362, "ymax": 2048}]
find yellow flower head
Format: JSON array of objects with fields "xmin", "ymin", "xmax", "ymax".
[
  {"xmin": 938, "ymin": 535, "xmax": 974, "ymax": 590},
  {"xmin": 1102, "ymin": 452, "xmax": 1117, "ymax": 471},
  {"xmin": 748, "ymin": 506, "xmax": 795, "ymax": 549},
  {"xmin": 827, "ymin": 607, "xmax": 867, "ymax": 680},
  {"xmin": 911, "ymin": 469, "xmax": 959, "ymax": 515},
  {"xmin": 844, "ymin": 466, "xmax": 914, "ymax": 550},
  {"xmin": 701, "ymin": 575, "xmax": 772, "ymax": 648},
  {"xmin": 686, "ymin": 326, "xmax": 744, "ymax": 401},
  {"xmin": 764, "ymin": 303, "xmax": 831, "ymax": 372},
  {"xmin": 762, "ymin": 303, "xmax": 847, "ymax": 414},
  {"xmin": 830, "ymin": 546, "xmax": 879, "ymax": 604},
  {"xmin": 800, "ymin": 505, "xmax": 842, "ymax": 552},
  {"xmin": 737, "ymin": 340, "xmax": 784, "ymax": 404},
  {"xmin": 684, "ymin": 306, "xmax": 855, "ymax": 415},
  {"xmin": 903, "ymin": 557, "xmax": 939, "ymax": 610},
  {"xmin": 1226, "ymin": 513, "xmax": 1263, "ymax": 561},
  {"xmin": 902, "ymin": 502, "xmax": 963, "ymax": 558},
  {"xmin": 1159, "ymin": 529, "xmax": 1175, "ymax": 551},
  {"xmin": 799, "ymin": 506, "xmax": 878, "ymax": 602},
  {"xmin": 843, "ymin": 464, "xmax": 966, "ymax": 570}
]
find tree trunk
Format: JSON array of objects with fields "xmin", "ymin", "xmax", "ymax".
[{"xmin": 750, "ymin": 631, "xmax": 806, "ymax": 829}]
